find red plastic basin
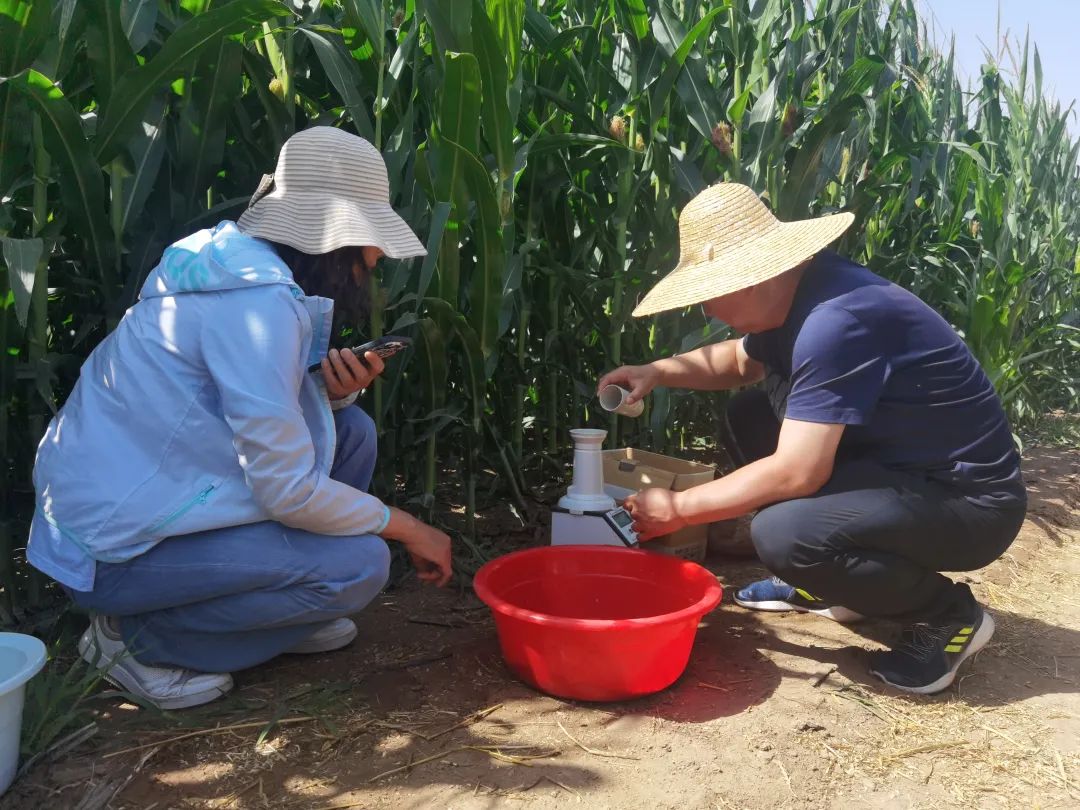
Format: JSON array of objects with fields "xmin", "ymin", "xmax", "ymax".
[{"xmin": 473, "ymin": 545, "xmax": 722, "ymax": 701}]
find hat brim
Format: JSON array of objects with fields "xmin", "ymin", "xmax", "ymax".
[
  {"xmin": 236, "ymin": 190, "xmax": 426, "ymax": 260},
  {"xmin": 631, "ymin": 211, "xmax": 854, "ymax": 318}
]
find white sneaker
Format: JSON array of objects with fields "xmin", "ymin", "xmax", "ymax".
[
  {"xmin": 78, "ymin": 616, "xmax": 233, "ymax": 710},
  {"xmin": 285, "ymin": 618, "xmax": 358, "ymax": 654}
]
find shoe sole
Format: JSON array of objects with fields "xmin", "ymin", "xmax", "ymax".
[
  {"xmin": 286, "ymin": 622, "xmax": 358, "ymax": 655},
  {"xmin": 869, "ymin": 612, "xmax": 996, "ymax": 696},
  {"xmin": 79, "ymin": 632, "xmax": 233, "ymax": 711},
  {"xmin": 733, "ymin": 596, "xmax": 864, "ymax": 623}
]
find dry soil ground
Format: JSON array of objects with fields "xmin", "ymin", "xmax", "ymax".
[{"xmin": 4, "ymin": 446, "xmax": 1078, "ymax": 810}]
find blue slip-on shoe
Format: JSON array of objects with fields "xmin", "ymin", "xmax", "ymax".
[{"xmin": 734, "ymin": 576, "xmax": 864, "ymax": 623}]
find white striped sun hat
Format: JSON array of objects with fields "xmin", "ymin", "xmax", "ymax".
[
  {"xmin": 632, "ymin": 183, "xmax": 853, "ymax": 317},
  {"xmin": 237, "ymin": 127, "xmax": 426, "ymax": 259}
]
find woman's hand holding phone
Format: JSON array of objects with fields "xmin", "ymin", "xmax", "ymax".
[
  {"xmin": 322, "ymin": 348, "xmax": 385, "ymax": 399},
  {"xmin": 313, "ymin": 336, "xmax": 412, "ymax": 398}
]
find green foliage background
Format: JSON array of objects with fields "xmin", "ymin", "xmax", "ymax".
[{"xmin": 1, "ymin": 0, "xmax": 1078, "ymax": 619}]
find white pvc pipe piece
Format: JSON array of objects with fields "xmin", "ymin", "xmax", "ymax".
[
  {"xmin": 0, "ymin": 633, "xmax": 46, "ymax": 796},
  {"xmin": 598, "ymin": 384, "xmax": 644, "ymax": 418}
]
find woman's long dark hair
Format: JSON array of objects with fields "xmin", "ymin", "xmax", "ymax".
[{"xmin": 270, "ymin": 241, "xmax": 373, "ymax": 347}]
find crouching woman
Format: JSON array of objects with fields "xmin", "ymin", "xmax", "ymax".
[{"xmin": 28, "ymin": 128, "xmax": 450, "ymax": 709}]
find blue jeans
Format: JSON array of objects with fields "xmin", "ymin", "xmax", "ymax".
[{"xmin": 69, "ymin": 406, "xmax": 390, "ymax": 672}]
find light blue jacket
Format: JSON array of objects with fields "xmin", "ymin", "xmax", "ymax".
[{"xmin": 28, "ymin": 221, "xmax": 390, "ymax": 592}]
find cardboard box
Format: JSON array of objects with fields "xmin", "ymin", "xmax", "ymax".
[
  {"xmin": 602, "ymin": 448, "xmax": 716, "ymax": 562},
  {"xmin": 707, "ymin": 517, "xmax": 755, "ymax": 558}
]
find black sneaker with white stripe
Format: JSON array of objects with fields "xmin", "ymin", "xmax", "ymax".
[{"xmin": 869, "ymin": 602, "xmax": 995, "ymax": 695}]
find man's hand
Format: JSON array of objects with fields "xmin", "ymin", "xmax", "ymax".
[
  {"xmin": 625, "ymin": 488, "xmax": 687, "ymax": 542},
  {"xmin": 322, "ymin": 348, "xmax": 385, "ymax": 400},
  {"xmin": 596, "ymin": 363, "xmax": 663, "ymax": 406}
]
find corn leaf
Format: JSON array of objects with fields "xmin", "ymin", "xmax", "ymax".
[
  {"xmin": 940, "ymin": 140, "xmax": 989, "ymax": 173},
  {"xmin": 652, "ymin": 1, "xmax": 721, "ymax": 138},
  {"xmin": 833, "ymin": 55, "xmax": 886, "ymax": 101},
  {"xmin": 341, "ymin": 0, "xmax": 385, "ymax": 59},
  {"xmin": 0, "ymin": 0, "xmax": 52, "ymax": 75},
  {"xmin": 747, "ymin": 71, "xmax": 779, "ymax": 131},
  {"xmin": 650, "ymin": 4, "xmax": 726, "ymax": 126},
  {"xmin": 57, "ymin": 0, "xmax": 79, "ymax": 44},
  {"xmin": 434, "ymin": 52, "xmax": 482, "ymax": 204},
  {"xmin": 37, "ymin": 2, "xmax": 87, "ymax": 82},
  {"xmin": 422, "ymin": 0, "xmax": 472, "ymax": 54},
  {"xmin": 0, "ymin": 0, "xmax": 51, "ymax": 194},
  {"xmin": 84, "ymin": 0, "xmax": 138, "ymax": 105},
  {"xmin": 415, "ymin": 316, "xmax": 448, "ymax": 409},
  {"xmin": 416, "ymin": 200, "xmax": 453, "ymax": 305},
  {"xmin": 485, "ymin": 0, "xmax": 524, "ymax": 78},
  {"xmin": 93, "ymin": 0, "xmax": 290, "ymax": 164},
  {"xmin": 384, "ymin": 17, "xmax": 418, "ymax": 98},
  {"xmin": 614, "ymin": 0, "xmax": 649, "ymax": 41},
  {"xmin": 441, "ymin": 138, "xmax": 503, "ymax": 361},
  {"xmin": 528, "ymin": 132, "xmax": 630, "ymax": 156},
  {"xmin": 178, "ymin": 39, "xmax": 244, "ymax": 219},
  {"xmin": 424, "ymin": 297, "xmax": 486, "ymax": 431},
  {"xmin": 498, "ymin": 252, "xmax": 523, "ymax": 337},
  {"xmin": 1, "ymin": 236, "xmax": 42, "ymax": 327},
  {"xmin": 414, "ymin": 315, "xmax": 448, "ymax": 500},
  {"xmin": 297, "ymin": 26, "xmax": 375, "ymax": 141},
  {"xmin": 7, "ymin": 70, "xmax": 114, "ymax": 287},
  {"xmin": 472, "ymin": 0, "xmax": 514, "ymax": 182},
  {"xmin": 533, "ymin": 20, "xmax": 591, "ymax": 92},
  {"xmin": 779, "ymin": 95, "xmax": 866, "ymax": 219},
  {"xmin": 120, "ymin": 96, "xmax": 168, "ymax": 233},
  {"xmin": 120, "ymin": 0, "xmax": 157, "ymax": 53},
  {"xmin": 0, "ymin": 86, "xmax": 28, "ymax": 198}
]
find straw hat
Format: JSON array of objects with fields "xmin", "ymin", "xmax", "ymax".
[
  {"xmin": 632, "ymin": 183, "xmax": 853, "ymax": 317},
  {"xmin": 237, "ymin": 127, "xmax": 426, "ymax": 259}
]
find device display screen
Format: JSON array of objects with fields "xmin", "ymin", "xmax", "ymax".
[{"xmin": 610, "ymin": 509, "xmax": 633, "ymax": 528}]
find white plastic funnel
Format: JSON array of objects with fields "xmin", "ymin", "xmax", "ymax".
[
  {"xmin": 558, "ymin": 428, "xmax": 616, "ymax": 513},
  {"xmin": 0, "ymin": 633, "xmax": 47, "ymax": 796}
]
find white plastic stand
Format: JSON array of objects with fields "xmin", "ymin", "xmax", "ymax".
[{"xmin": 557, "ymin": 429, "xmax": 615, "ymax": 513}]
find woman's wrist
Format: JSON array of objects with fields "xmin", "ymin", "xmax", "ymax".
[{"xmin": 383, "ymin": 507, "xmax": 421, "ymax": 544}]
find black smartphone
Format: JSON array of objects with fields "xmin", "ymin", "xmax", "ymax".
[{"xmin": 308, "ymin": 335, "xmax": 413, "ymax": 372}]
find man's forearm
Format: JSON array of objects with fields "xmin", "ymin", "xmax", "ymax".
[
  {"xmin": 674, "ymin": 455, "xmax": 822, "ymax": 524},
  {"xmin": 652, "ymin": 340, "xmax": 757, "ymax": 391}
]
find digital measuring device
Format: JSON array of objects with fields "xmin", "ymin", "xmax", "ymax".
[{"xmin": 601, "ymin": 506, "xmax": 639, "ymax": 547}]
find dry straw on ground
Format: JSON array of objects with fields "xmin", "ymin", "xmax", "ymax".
[{"xmin": 816, "ymin": 539, "xmax": 1080, "ymax": 809}]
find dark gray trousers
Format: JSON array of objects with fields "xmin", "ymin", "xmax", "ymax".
[{"xmin": 723, "ymin": 390, "xmax": 1026, "ymax": 621}]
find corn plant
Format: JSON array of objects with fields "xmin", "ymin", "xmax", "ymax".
[{"xmin": 1, "ymin": 0, "xmax": 1078, "ymax": 619}]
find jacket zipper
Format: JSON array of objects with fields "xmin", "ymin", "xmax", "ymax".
[{"xmin": 150, "ymin": 484, "xmax": 217, "ymax": 533}]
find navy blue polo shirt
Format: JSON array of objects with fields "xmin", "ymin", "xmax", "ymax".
[{"xmin": 743, "ymin": 251, "xmax": 1025, "ymax": 508}]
